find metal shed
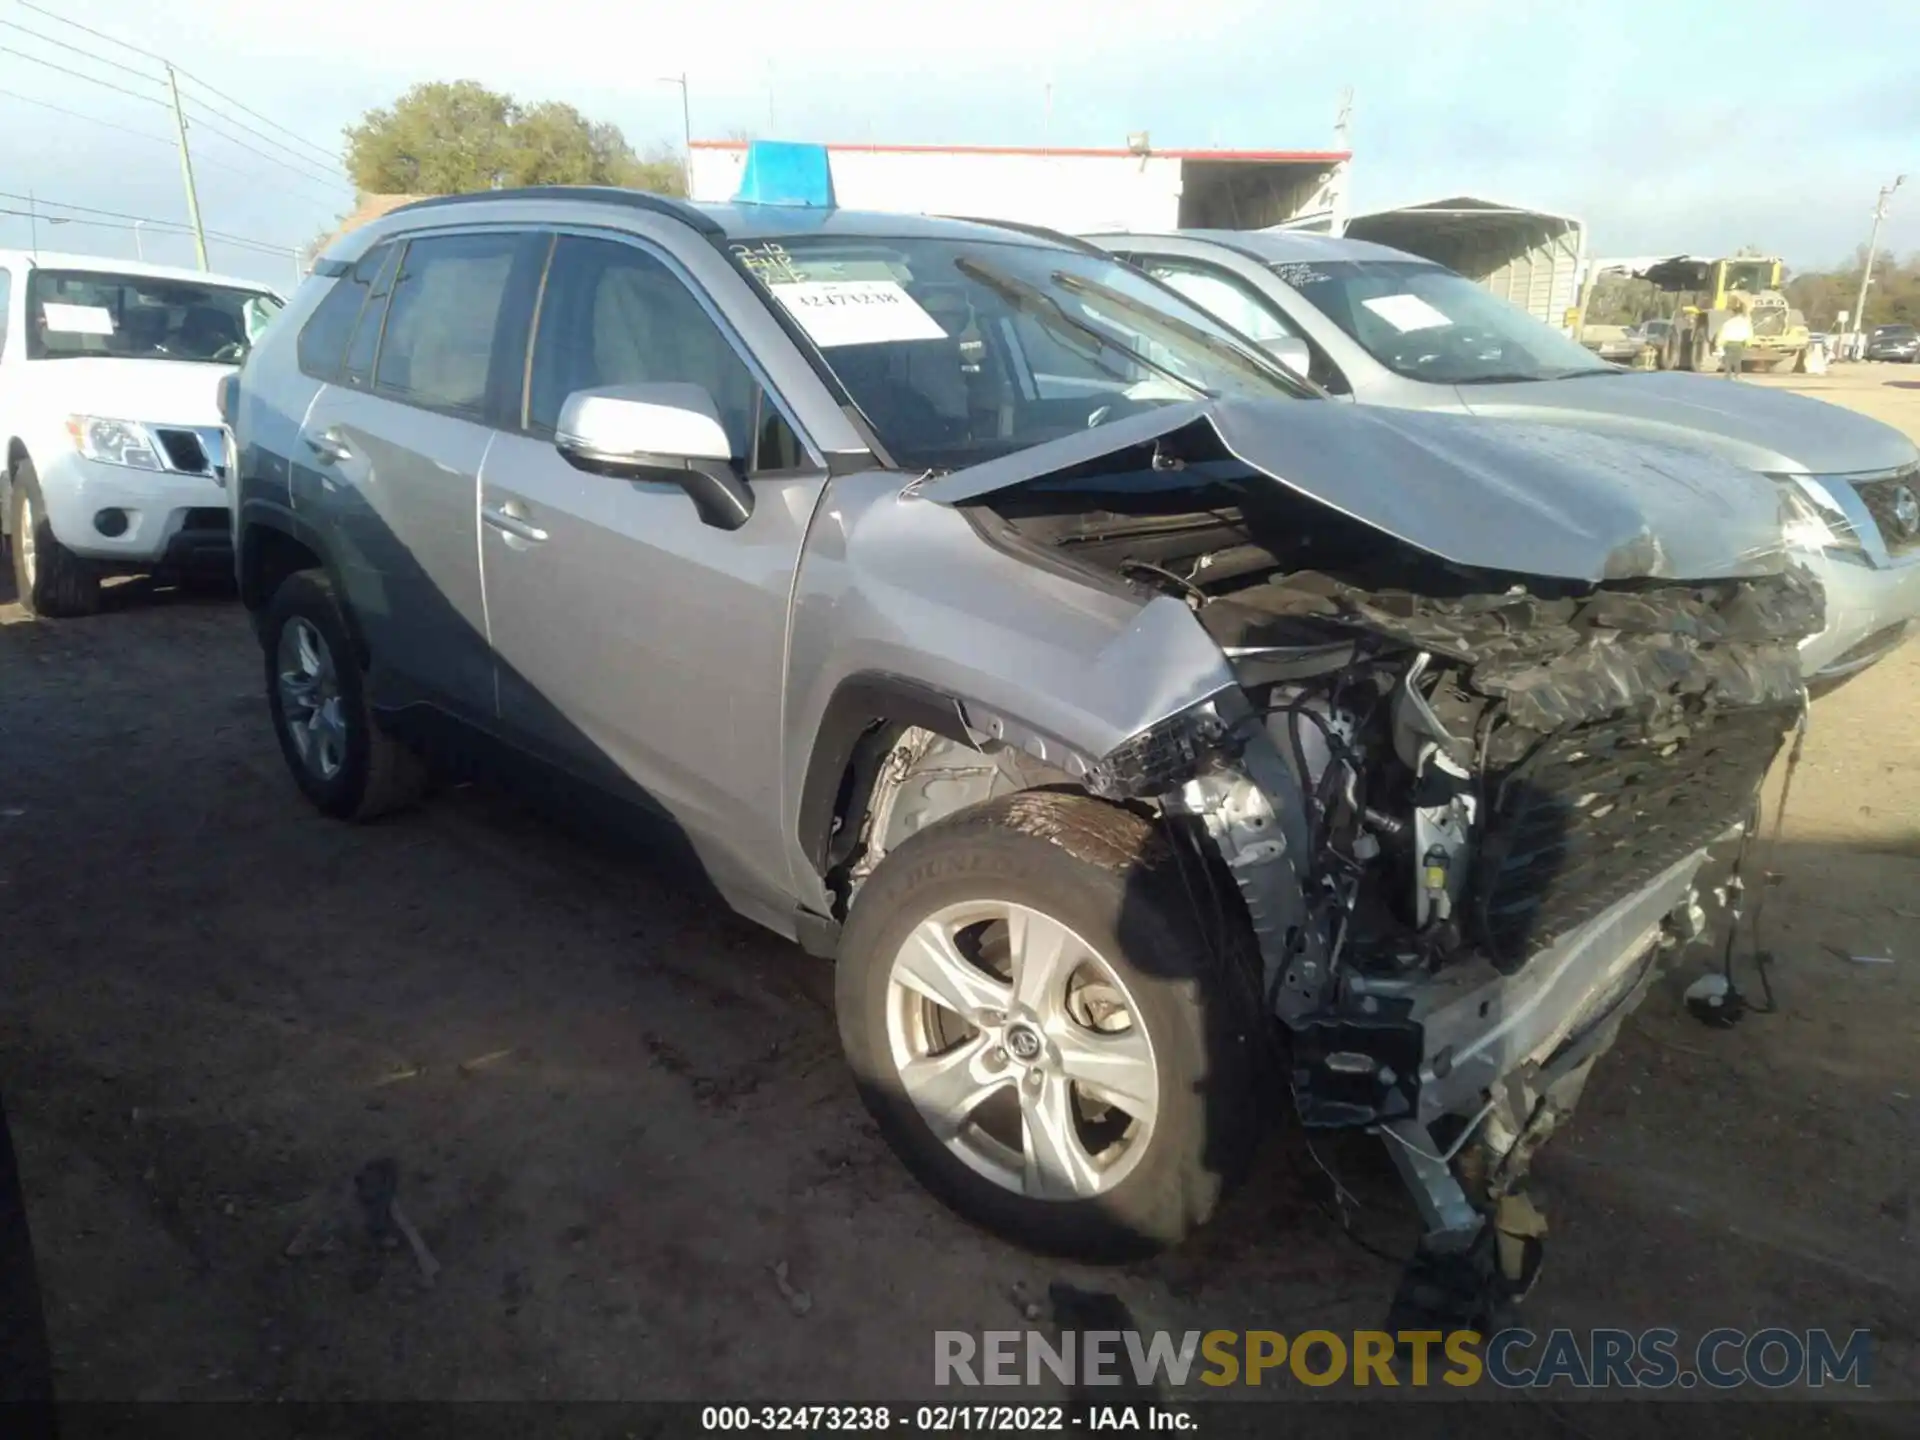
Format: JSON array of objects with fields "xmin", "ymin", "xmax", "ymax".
[{"xmin": 1343, "ymin": 196, "xmax": 1587, "ymax": 332}]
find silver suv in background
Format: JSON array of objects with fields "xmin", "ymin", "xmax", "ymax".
[
  {"xmin": 1088, "ymin": 230, "xmax": 1920, "ymax": 685},
  {"xmin": 229, "ymin": 173, "xmax": 1818, "ymax": 1324}
]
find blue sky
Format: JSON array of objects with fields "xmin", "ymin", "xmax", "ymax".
[{"xmin": 1, "ymin": 0, "xmax": 1915, "ymax": 288}]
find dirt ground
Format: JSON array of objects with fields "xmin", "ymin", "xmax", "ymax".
[{"xmin": 2, "ymin": 366, "xmax": 1916, "ymax": 1411}]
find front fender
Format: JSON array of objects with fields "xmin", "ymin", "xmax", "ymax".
[{"xmin": 780, "ymin": 472, "xmax": 1239, "ymax": 911}]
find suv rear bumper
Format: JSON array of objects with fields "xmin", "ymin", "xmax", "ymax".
[{"xmin": 35, "ymin": 451, "xmax": 230, "ymax": 567}]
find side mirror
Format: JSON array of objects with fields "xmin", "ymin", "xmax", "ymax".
[
  {"xmin": 554, "ymin": 383, "xmax": 753, "ymax": 531},
  {"xmin": 1261, "ymin": 334, "xmax": 1311, "ymax": 378}
]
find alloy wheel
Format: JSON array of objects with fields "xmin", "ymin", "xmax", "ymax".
[
  {"xmin": 18, "ymin": 493, "xmax": 36, "ymax": 590},
  {"xmin": 276, "ymin": 617, "xmax": 347, "ymax": 781},
  {"xmin": 884, "ymin": 899, "xmax": 1159, "ymax": 1201}
]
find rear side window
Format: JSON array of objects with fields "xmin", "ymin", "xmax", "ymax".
[
  {"xmin": 340, "ymin": 245, "xmax": 401, "ymax": 387},
  {"xmin": 297, "ymin": 243, "xmax": 390, "ymax": 379},
  {"xmin": 374, "ymin": 233, "xmax": 518, "ymax": 416}
]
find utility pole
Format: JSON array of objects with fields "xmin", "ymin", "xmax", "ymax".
[
  {"xmin": 165, "ymin": 63, "xmax": 210, "ymax": 271},
  {"xmin": 1849, "ymin": 174, "xmax": 1904, "ymax": 355},
  {"xmin": 660, "ymin": 73, "xmax": 693, "ymax": 197},
  {"xmin": 26, "ymin": 189, "xmax": 37, "ymax": 255},
  {"xmin": 133, "ymin": 220, "xmax": 145, "ymax": 261}
]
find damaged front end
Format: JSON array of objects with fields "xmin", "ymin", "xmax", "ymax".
[{"xmin": 949, "ymin": 405, "xmax": 1822, "ymax": 1324}]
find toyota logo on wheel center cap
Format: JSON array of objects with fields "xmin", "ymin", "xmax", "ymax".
[
  {"xmin": 1892, "ymin": 485, "xmax": 1920, "ymax": 540},
  {"xmin": 1004, "ymin": 1024, "xmax": 1044, "ymax": 1062}
]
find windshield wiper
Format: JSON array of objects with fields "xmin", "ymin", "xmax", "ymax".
[
  {"xmin": 953, "ymin": 257, "xmax": 1209, "ymax": 400},
  {"xmin": 1451, "ymin": 372, "xmax": 1566, "ymax": 385}
]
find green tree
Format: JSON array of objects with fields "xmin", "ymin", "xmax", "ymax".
[
  {"xmin": 1785, "ymin": 247, "xmax": 1920, "ymax": 330},
  {"xmin": 344, "ymin": 80, "xmax": 685, "ymax": 196}
]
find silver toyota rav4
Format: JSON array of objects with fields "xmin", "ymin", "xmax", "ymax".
[{"xmin": 228, "ymin": 167, "xmax": 1819, "ymax": 1321}]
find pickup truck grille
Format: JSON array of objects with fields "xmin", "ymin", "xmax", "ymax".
[
  {"xmin": 1472, "ymin": 703, "xmax": 1796, "ymax": 968},
  {"xmin": 153, "ymin": 426, "xmax": 228, "ymax": 479},
  {"xmin": 1854, "ymin": 466, "xmax": 1920, "ymax": 556}
]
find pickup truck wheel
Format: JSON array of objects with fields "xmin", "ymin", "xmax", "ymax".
[
  {"xmin": 836, "ymin": 792, "xmax": 1262, "ymax": 1259},
  {"xmin": 263, "ymin": 570, "xmax": 423, "ymax": 821},
  {"xmin": 7, "ymin": 461, "xmax": 102, "ymax": 618}
]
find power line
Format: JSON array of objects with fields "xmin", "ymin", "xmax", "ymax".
[
  {"xmin": 0, "ymin": 25, "xmax": 345, "ymax": 187},
  {"xmin": 15, "ymin": 0, "xmax": 342, "ymax": 169},
  {"xmin": 8, "ymin": 2, "xmax": 158, "ymax": 62},
  {"xmin": 0, "ymin": 43, "xmax": 170, "ymax": 106},
  {"xmin": 0, "ymin": 191, "xmax": 296, "ymax": 255},
  {"xmin": 0, "ymin": 18, "xmax": 166, "ymax": 85},
  {"xmin": 175, "ymin": 73, "xmax": 342, "ymax": 170},
  {"xmin": 0, "ymin": 206, "xmax": 291, "ymax": 263},
  {"xmin": 0, "ymin": 84, "xmax": 173, "ymax": 144},
  {"xmin": 180, "ymin": 93, "xmax": 347, "ymax": 182},
  {"xmin": 182, "ymin": 104, "xmax": 353, "ymax": 193},
  {"xmin": 0, "ymin": 86, "xmax": 345, "ymax": 208}
]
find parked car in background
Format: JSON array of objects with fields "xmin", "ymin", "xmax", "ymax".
[
  {"xmin": 1865, "ymin": 324, "xmax": 1919, "ymax": 362},
  {"xmin": 1088, "ymin": 229, "xmax": 1920, "ymax": 684},
  {"xmin": 0, "ymin": 251, "xmax": 284, "ymax": 616},
  {"xmin": 1577, "ymin": 323, "xmax": 1642, "ymax": 363},
  {"xmin": 229, "ymin": 171, "xmax": 1818, "ymax": 1321}
]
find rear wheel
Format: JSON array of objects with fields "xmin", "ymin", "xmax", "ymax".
[
  {"xmin": 836, "ymin": 792, "xmax": 1264, "ymax": 1258},
  {"xmin": 6, "ymin": 460, "xmax": 102, "ymax": 618},
  {"xmin": 263, "ymin": 570, "xmax": 424, "ymax": 821}
]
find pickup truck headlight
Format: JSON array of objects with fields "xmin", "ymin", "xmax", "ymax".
[
  {"xmin": 1773, "ymin": 475, "xmax": 1869, "ymax": 562},
  {"xmin": 65, "ymin": 415, "xmax": 162, "ymax": 471}
]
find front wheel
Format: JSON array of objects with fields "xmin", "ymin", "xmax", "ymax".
[
  {"xmin": 836, "ymin": 792, "xmax": 1264, "ymax": 1259},
  {"xmin": 6, "ymin": 460, "xmax": 102, "ymax": 618},
  {"xmin": 262, "ymin": 570, "xmax": 424, "ymax": 821}
]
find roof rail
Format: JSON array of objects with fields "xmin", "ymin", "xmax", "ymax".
[
  {"xmin": 939, "ymin": 215, "xmax": 1108, "ymax": 256},
  {"xmin": 382, "ymin": 187, "xmax": 723, "ymax": 237}
]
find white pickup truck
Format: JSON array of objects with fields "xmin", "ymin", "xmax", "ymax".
[{"xmin": 1, "ymin": 250, "xmax": 283, "ymax": 616}]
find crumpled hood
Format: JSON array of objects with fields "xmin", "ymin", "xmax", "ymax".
[
  {"xmin": 1453, "ymin": 370, "xmax": 1919, "ymax": 476},
  {"xmin": 919, "ymin": 397, "xmax": 1793, "ymax": 583},
  {"xmin": 10, "ymin": 357, "xmax": 233, "ymax": 429}
]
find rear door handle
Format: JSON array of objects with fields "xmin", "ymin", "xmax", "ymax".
[
  {"xmin": 482, "ymin": 501, "xmax": 549, "ymax": 544},
  {"xmin": 303, "ymin": 429, "xmax": 352, "ymax": 464}
]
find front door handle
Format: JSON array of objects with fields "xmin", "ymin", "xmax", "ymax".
[
  {"xmin": 482, "ymin": 501, "xmax": 549, "ymax": 544},
  {"xmin": 303, "ymin": 429, "xmax": 352, "ymax": 464}
]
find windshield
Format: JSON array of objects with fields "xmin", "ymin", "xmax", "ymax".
[
  {"xmin": 25, "ymin": 269, "xmax": 283, "ymax": 364},
  {"xmin": 734, "ymin": 234, "xmax": 1308, "ymax": 472},
  {"xmin": 1269, "ymin": 258, "xmax": 1615, "ymax": 384}
]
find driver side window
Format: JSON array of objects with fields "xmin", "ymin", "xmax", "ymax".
[
  {"xmin": 1139, "ymin": 257, "xmax": 1348, "ymax": 394},
  {"xmin": 1148, "ymin": 263, "xmax": 1296, "ymax": 347},
  {"xmin": 526, "ymin": 235, "xmax": 803, "ymax": 471}
]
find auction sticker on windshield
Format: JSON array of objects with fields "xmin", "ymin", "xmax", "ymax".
[
  {"xmin": 1361, "ymin": 294, "xmax": 1451, "ymax": 333},
  {"xmin": 40, "ymin": 303, "xmax": 116, "ymax": 335},
  {"xmin": 770, "ymin": 280, "xmax": 947, "ymax": 348}
]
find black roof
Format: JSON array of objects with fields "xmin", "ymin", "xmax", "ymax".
[
  {"xmin": 384, "ymin": 186, "xmax": 724, "ymax": 236},
  {"xmin": 381, "ymin": 188, "xmax": 1083, "ymax": 251}
]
